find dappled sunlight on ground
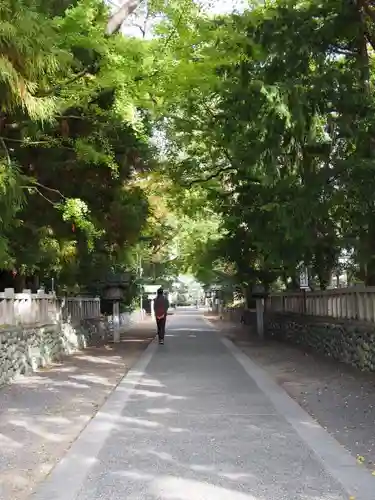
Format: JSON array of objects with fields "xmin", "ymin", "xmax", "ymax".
[
  {"xmin": 6, "ymin": 312, "xmax": 362, "ymax": 500},
  {"xmin": 150, "ymin": 476, "xmax": 260, "ymax": 500},
  {"xmin": 0, "ymin": 324, "xmax": 155, "ymax": 500},
  {"xmin": 73, "ymin": 354, "xmax": 122, "ymax": 365},
  {"xmin": 147, "ymin": 407, "xmax": 178, "ymax": 415},
  {"xmin": 128, "ymin": 387, "xmax": 187, "ymax": 400},
  {"xmin": 69, "ymin": 312, "xmax": 348, "ymax": 500},
  {"xmin": 90, "ymin": 411, "xmax": 346, "ymax": 500},
  {"xmin": 211, "ymin": 313, "xmax": 375, "ymax": 472}
]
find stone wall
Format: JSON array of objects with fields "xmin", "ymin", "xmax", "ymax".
[
  {"xmin": 222, "ymin": 307, "xmax": 257, "ymax": 326},
  {"xmin": 266, "ymin": 312, "xmax": 375, "ymax": 372},
  {"xmin": 0, "ymin": 317, "xmax": 113, "ymax": 387}
]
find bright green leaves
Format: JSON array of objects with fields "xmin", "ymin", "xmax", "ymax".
[
  {"xmin": 59, "ymin": 198, "xmax": 100, "ymax": 243},
  {"xmin": 5, "ymin": 0, "xmax": 375, "ymax": 295},
  {"xmin": 0, "ymin": 0, "xmax": 160, "ymax": 291},
  {"xmin": 74, "ymin": 139, "xmax": 117, "ymax": 171},
  {"xmin": 152, "ymin": 0, "xmax": 375, "ymax": 290},
  {"xmin": 0, "ymin": 1, "xmax": 62, "ymax": 120}
]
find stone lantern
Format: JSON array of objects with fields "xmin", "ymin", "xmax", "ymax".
[
  {"xmin": 99, "ymin": 272, "xmax": 131, "ymax": 342},
  {"xmin": 251, "ymin": 284, "xmax": 269, "ymax": 339}
]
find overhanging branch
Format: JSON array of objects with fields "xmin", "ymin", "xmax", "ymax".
[
  {"xmin": 35, "ymin": 1, "xmax": 146, "ymax": 97},
  {"xmin": 106, "ymin": 0, "xmax": 146, "ymax": 35},
  {"xmin": 357, "ymin": 0, "xmax": 375, "ymax": 51},
  {"xmin": 186, "ymin": 168, "xmax": 236, "ymax": 187},
  {"xmin": 359, "ymin": 0, "xmax": 375, "ymax": 22},
  {"xmin": 35, "ymin": 67, "xmax": 95, "ymax": 97},
  {"xmin": 185, "ymin": 166, "xmax": 261, "ymax": 187}
]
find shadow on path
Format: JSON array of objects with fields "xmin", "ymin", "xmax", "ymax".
[
  {"xmin": 208, "ymin": 313, "xmax": 375, "ymax": 471},
  {"xmin": 0, "ymin": 324, "xmax": 155, "ymax": 500}
]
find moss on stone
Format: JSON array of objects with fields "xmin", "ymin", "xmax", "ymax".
[{"xmin": 266, "ymin": 313, "xmax": 375, "ymax": 372}]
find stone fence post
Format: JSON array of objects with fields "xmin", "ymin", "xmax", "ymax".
[
  {"xmin": 268, "ymin": 286, "xmax": 375, "ymax": 324},
  {"xmin": 3, "ymin": 288, "xmax": 15, "ymax": 325},
  {"xmin": 0, "ymin": 291, "xmax": 102, "ymax": 326}
]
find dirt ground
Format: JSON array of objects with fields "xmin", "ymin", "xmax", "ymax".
[
  {"xmin": 0, "ymin": 320, "xmax": 155, "ymax": 500},
  {"xmin": 207, "ymin": 314, "xmax": 375, "ymax": 473}
]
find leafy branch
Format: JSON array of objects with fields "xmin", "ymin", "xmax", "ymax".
[{"xmin": 185, "ymin": 166, "xmax": 261, "ymax": 187}]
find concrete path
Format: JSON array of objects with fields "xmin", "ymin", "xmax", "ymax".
[{"xmin": 30, "ymin": 310, "xmax": 374, "ymax": 500}]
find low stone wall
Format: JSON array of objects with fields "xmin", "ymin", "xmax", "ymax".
[
  {"xmin": 118, "ymin": 310, "xmax": 145, "ymax": 327},
  {"xmin": 266, "ymin": 312, "xmax": 375, "ymax": 372},
  {"xmin": 0, "ymin": 317, "xmax": 113, "ymax": 387},
  {"xmin": 222, "ymin": 307, "xmax": 256, "ymax": 325}
]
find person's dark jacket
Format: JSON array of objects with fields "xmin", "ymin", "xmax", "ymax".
[{"xmin": 154, "ymin": 296, "xmax": 169, "ymax": 317}]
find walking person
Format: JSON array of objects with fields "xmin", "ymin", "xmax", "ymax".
[{"xmin": 154, "ymin": 288, "xmax": 169, "ymax": 344}]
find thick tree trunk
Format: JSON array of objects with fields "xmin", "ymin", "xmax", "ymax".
[
  {"xmin": 365, "ymin": 269, "xmax": 375, "ymax": 286},
  {"xmin": 316, "ymin": 271, "xmax": 329, "ymax": 290},
  {"xmin": 32, "ymin": 275, "xmax": 40, "ymax": 292},
  {"xmin": 364, "ymin": 240, "xmax": 375, "ymax": 286},
  {"xmin": 355, "ymin": 1, "xmax": 375, "ymax": 284},
  {"xmin": 106, "ymin": 0, "xmax": 143, "ymax": 35},
  {"xmin": 14, "ymin": 274, "xmax": 26, "ymax": 292},
  {"xmin": 358, "ymin": 220, "xmax": 375, "ymax": 285},
  {"xmin": 286, "ymin": 274, "xmax": 300, "ymax": 290},
  {"xmin": 0, "ymin": 271, "xmax": 13, "ymax": 291}
]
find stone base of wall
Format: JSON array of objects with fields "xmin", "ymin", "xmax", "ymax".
[
  {"xmin": 266, "ymin": 312, "xmax": 375, "ymax": 372},
  {"xmin": 0, "ymin": 317, "xmax": 113, "ymax": 387},
  {"xmin": 222, "ymin": 308, "xmax": 256, "ymax": 325}
]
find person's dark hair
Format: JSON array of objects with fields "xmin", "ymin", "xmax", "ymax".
[{"xmin": 157, "ymin": 288, "xmax": 163, "ymax": 295}]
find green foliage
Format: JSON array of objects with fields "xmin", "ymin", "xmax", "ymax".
[
  {"xmin": 155, "ymin": 0, "xmax": 375, "ymax": 292},
  {"xmin": 0, "ymin": 0, "xmax": 164, "ymax": 291},
  {"xmin": 4, "ymin": 0, "xmax": 375, "ymax": 299}
]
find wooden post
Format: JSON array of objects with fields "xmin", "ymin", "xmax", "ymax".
[
  {"xmin": 113, "ymin": 301, "xmax": 120, "ymax": 343},
  {"xmin": 256, "ymin": 298, "xmax": 264, "ymax": 339},
  {"xmin": 4, "ymin": 288, "xmax": 15, "ymax": 325},
  {"xmin": 302, "ymin": 288, "xmax": 307, "ymax": 314}
]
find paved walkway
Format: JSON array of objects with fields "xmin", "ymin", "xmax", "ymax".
[
  {"xmin": 210, "ymin": 313, "xmax": 375, "ymax": 471},
  {"xmin": 30, "ymin": 310, "xmax": 374, "ymax": 500}
]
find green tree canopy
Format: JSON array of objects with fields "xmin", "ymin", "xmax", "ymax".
[{"xmin": 3, "ymin": 0, "xmax": 375, "ymax": 302}]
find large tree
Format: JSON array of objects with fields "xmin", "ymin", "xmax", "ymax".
[
  {"xmin": 155, "ymin": 0, "xmax": 375, "ymax": 292},
  {"xmin": 0, "ymin": 0, "xmax": 160, "ymax": 291}
]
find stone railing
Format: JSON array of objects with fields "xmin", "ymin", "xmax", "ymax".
[
  {"xmin": 267, "ymin": 286, "xmax": 375, "ymax": 323},
  {"xmin": 0, "ymin": 288, "xmax": 100, "ymax": 326},
  {"xmin": 216, "ymin": 290, "xmax": 375, "ymax": 372},
  {"xmin": 0, "ymin": 293, "xmax": 147, "ymax": 386},
  {"xmin": 106, "ymin": 310, "xmax": 145, "ymax": 335},
  {"xmin": 60, "ymin": 296, "xmax": 101, "ymax": 323},
  {"xmin": 221, "ymin": 306, "xmax": 254, "ymax": 324}
]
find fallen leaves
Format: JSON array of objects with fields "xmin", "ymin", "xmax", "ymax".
[{"xmin": 356, "ymin": 454, "xmax": 365, "ymax": 464}]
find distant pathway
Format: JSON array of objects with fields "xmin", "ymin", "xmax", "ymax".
[{"xmin": 30, "ymin": 309, "xmax": 374, "ymax": 500}]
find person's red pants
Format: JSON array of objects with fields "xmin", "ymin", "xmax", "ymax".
[{"xmin": 156, "ymin": 316, "xmax": 166, "ymax": 339}]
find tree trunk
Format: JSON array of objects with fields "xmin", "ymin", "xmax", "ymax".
[
  {"xmin": 14, "ymin": 273, "xmax": 26, "ymax": 292},
  {"xmin": 317, "ymin": 271, "xmax": 329, "ymax": 290},
  {"xmin": 359, "ymin": 219, "xmax": 375, "ymax": 285},
  {"xmin": 106, "ymin": 0, "xmax": 143, "ymax": 35},
  {"xmin": 32, "ymin": 275, "xmax": 40, "ymax": 292},
  {"xmin": 287, "ymin": 274, "xmax": 300, "ymax": 290}
]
